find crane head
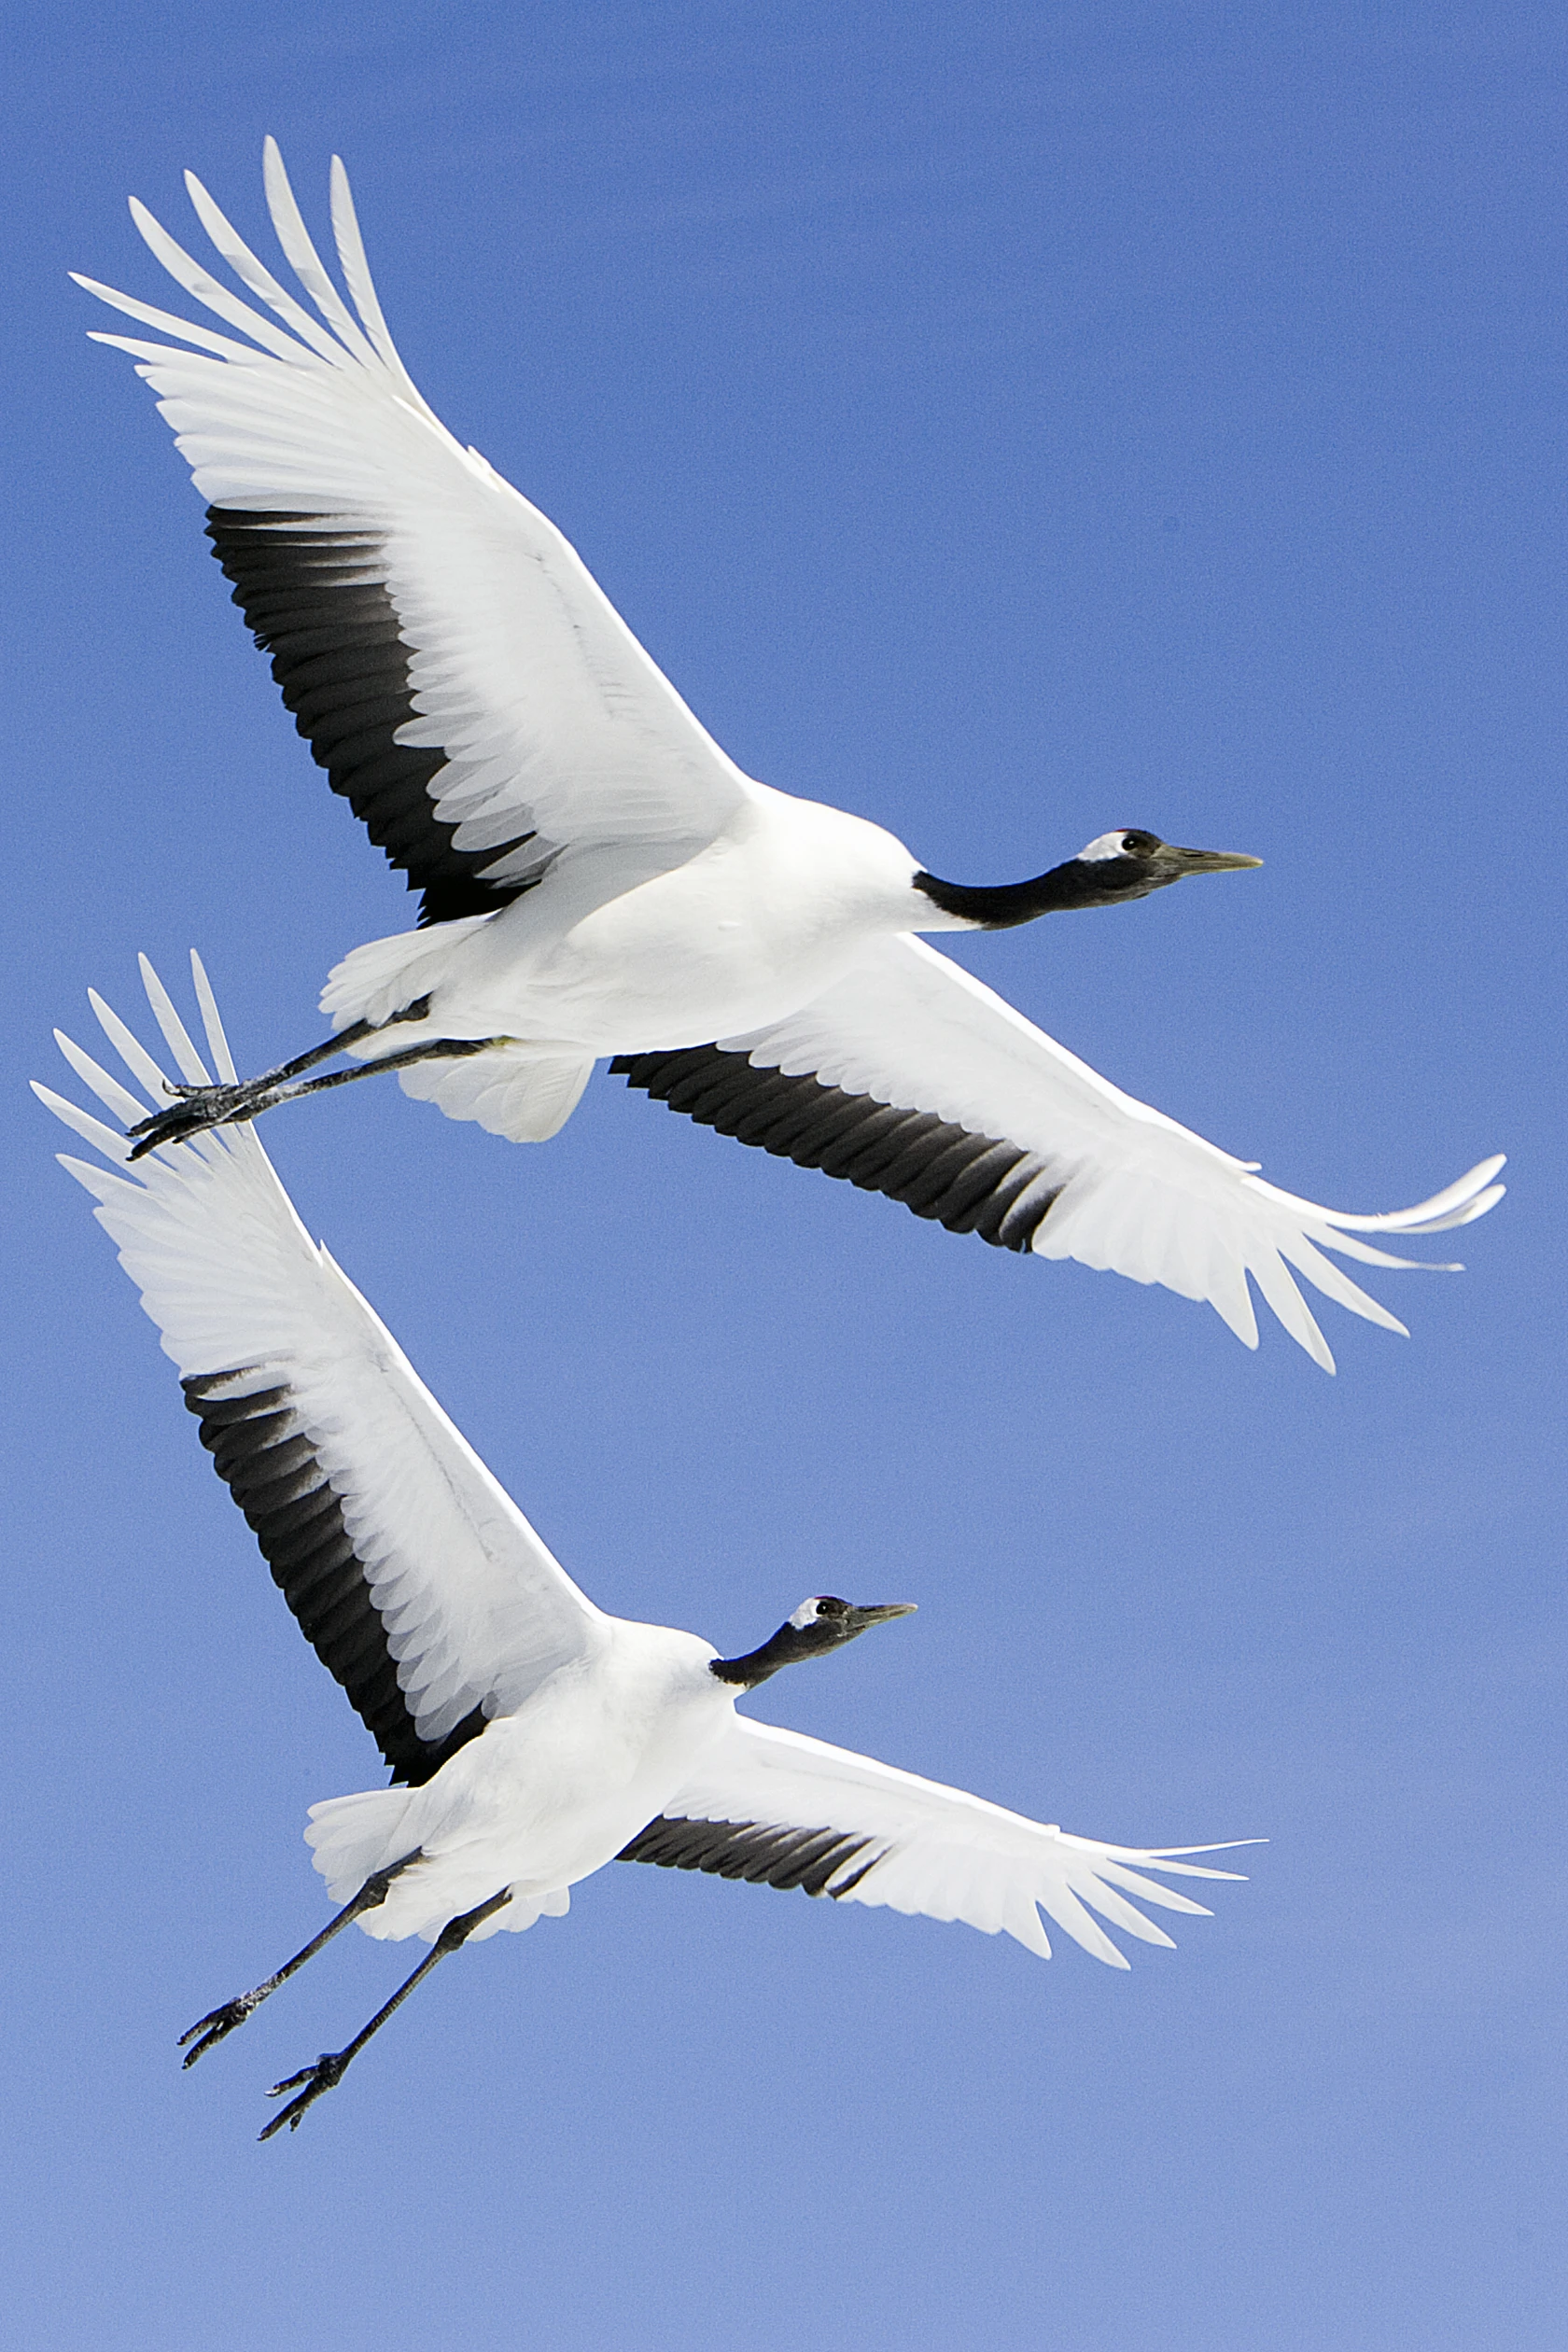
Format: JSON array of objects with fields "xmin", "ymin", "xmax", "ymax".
[{"xmin": 709, "ymin": 1597, "xmax": 917, "ymax": 1687}]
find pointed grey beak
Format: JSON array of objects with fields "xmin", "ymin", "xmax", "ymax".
[
  {"xmin": 1164, "ymin": 847, "xmax": 1263, "ymax": 875},
  {"xmin": 846, "ymin": 1603, "xmax": 917, "ymax": 1631}
]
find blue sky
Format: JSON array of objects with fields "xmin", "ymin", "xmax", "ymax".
[{"xmin": 3, "ymin": 6, "xmax": 1561, "ymax": 2346}]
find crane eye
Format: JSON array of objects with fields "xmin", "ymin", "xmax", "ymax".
[
  {"xmin": 1121, "ymin": 830, "xmax": 1159, "ymax": 856},
  {"xmin": 816, "ymin": 1596, "xmax": 847, "ymax": 1617}
]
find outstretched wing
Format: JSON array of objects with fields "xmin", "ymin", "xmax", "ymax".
[
  {"xmin": 75, "ymin": 143, "xmax": 753, "ymax": 925},
  {"xmin": 614, "ymin": 932, "xmax": 1505, "ymax": 1371},
  {"xmin": 35, "ymin": 955, "xmax": 608, "ymax": 1783},
  {"xmin": 622, "ymin": 1715, "xmax": 1248, "ymax": 1967}
]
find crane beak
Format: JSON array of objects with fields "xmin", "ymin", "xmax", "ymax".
[
  {"xmin": 1165, "ymin": 847, "xmax": 1264, "ymax": 875},
  {"xmin": 846, "ymin": 1603, "xmax": 918, "ymax": 1630}
]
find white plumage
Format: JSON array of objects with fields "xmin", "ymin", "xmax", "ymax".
[
  {"xmin": 35, "ymin": 958, "xmax": 1246, "ymax": 2131},
  {"xmin": 74, "ymin": 145, "xmax": 1503, "ymax": 1367}
]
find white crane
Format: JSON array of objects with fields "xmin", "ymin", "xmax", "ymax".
[
  {"xmin": 36, "ymin": 958, "xmax": 1247, "ymax": 2140},
  {"xmin": 74, "ymin": 146, "xmax": 1504, "ymax": 1368}
]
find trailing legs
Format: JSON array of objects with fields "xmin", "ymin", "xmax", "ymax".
[
  {"xmin": 259, "ymin": 1888, "xmax": 513, "ymax": 2140},
  {"xmin": 124, "ymin": 1000, "xmax": 511, "ymax": 1159},
  {"xmin": 178, "ymin": 1849, "xmax": 423, "ymax": 2067}
]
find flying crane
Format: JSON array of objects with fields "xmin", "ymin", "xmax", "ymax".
[
  {"xmin": 36, "ymin": 957, "xmax": 1247, "ymax": 2139},
  {"xmin": 74, "ymin": 146, "xmax": 1504, "ymax": 1367}
]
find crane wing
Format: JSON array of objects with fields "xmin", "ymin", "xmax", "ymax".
[
  {"xmin": 35, "ymin": 955, "xmax": 608, "ymax": 1784},
  {"xmin": 622, "ymin": 1715, "xmax": 1248, "ymax": 1967},
  {"xmin": 74, "ymin": 143, "xmax": 753, "ymax": 926},
  {"xmin": 613, "ymin": 932, "xmax": 1505, "ymax": 1370}
]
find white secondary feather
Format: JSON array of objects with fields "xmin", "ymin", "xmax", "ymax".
[
  {"xmin": 664, "ymin": 1716, "xmax": 1248, "ymax": 1967},
  {"xmin": 74, "ymin": 140, "xmax": 753, "ymax": 877},
  {"xmin": 34, "ymin": 953, "xmax": 606, "ymax": 1743},
  {"xmin": 722, "ymin": 935, "xmax": 1506, "ymax": 1371}
]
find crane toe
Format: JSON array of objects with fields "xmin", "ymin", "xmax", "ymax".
[
  {"xmin": 259, "ymin": 2051, "xmax": 350, "ymax": 2140},
  {"xmin": 126, "ymin": 1083, "xmax": 245, "ymax": 1156},
  {"xmin": 178, "ymin": 1992, "xmax": 261, "ymax": 2067}
]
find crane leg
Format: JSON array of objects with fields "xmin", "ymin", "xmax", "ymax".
[
  {"xmin": 259, "ymin": 1887, "xmax": 513, "ymax": 2140},
  {"xmin": 178, "ymin": 1849, "xmax": 424, "ymax": 2068},
  {"xmin": 125, "ymin": 1013, "xmax": 507, "ymax": 1159},
  {"xmin": 127, "ymin": 1014, "xmax": 383, "ymax": 1155}
]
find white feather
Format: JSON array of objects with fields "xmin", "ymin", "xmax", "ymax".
[
  {"xmin": 722, "ymin": 935, "xmax": 1505, "ymax": 1369},
  {"xmin": 664, "ymin": 1717, "xmax": 1249, "ymax": 1965}
]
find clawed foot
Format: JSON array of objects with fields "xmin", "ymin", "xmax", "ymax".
[
  {"xmin": 178, "ymin": 1991, "xmax": 263, "ymax": 2067},
  {"xmin": 127, "ymin": 1081, "xmax": 257, "ymax": 1159},
  {"xmin": 259, "ymin": 2051, "xmax": 351, "ymax": 2140}
]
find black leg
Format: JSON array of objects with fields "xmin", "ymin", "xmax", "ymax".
[
  {"xmin": 178, "ymin": 1849, "xmax": 423, "ymax": 2068},
  {"xmin": 126, "ymin": 1029, "xmax": 506, "ymax": 1160},
  {"xmin": 125, "ymin": 1019, "xmax": 377, "ymax": 1156},
  {"xmin": 212, "ymin": 1016, "xmax": 382, "ymax": 1093},
  {"xmin": 259, "ymin": 1887, "xmax": 513, "ymax": 2141}
]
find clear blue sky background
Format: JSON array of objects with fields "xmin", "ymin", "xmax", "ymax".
[{"xmin": 3, "ymin": 7, "xmax": 1561, "ymax": 2347}]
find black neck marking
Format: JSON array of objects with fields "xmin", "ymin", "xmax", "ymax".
[
  {"xmin": 709, "ymin": 1626, "xmax": 809, "ymax": 1688},
  {"xmin": 913, "ymin": 857, "xmax": 1159, "ymax": 928}
]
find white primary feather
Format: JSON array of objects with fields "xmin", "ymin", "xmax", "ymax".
[
  {"xmin": 722, "ymin": 935, "xmax": 1505, "ymax": 1371},
  {"xmin": 664, "ymin": 1717, "xmax": 1250, "ymax": 1967}
]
